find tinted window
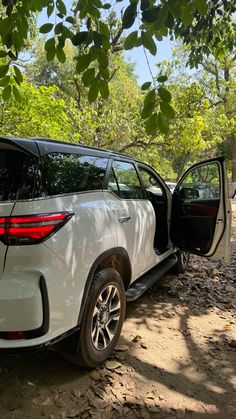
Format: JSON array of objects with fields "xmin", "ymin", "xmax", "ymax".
[
  {"xmin": 139, "ymin": 167, "xmax": 164, "ymax": 196},
  {"xmin": 0, "ymin": 150, "xmax": 38, "ymax": 201},
  {"xmin": 109, "ymin": 161, "xmax": 143, "ymax": 199},
  {"xmin": 40, "ymin": 153, "xmax": 108, "ymax": 196},
  {"xmin": 180, "ymin": 162, "xmax": 220, "ymax": 199}
]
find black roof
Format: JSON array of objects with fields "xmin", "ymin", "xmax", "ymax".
[{"xmin": 0, "ymin": 136, "xmax": 136, "ymax": 161}]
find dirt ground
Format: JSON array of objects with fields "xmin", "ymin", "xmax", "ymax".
[{"xmin": 0, "ymin": 205, "xmax": 236, "ymax": 419}]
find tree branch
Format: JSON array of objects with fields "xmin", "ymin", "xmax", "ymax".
[{"xmin": 118, "ymin": 139, "xmax": 167, "ymax": 153}]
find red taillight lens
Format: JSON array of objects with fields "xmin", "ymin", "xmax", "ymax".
[
  {"xmin": 0, "ymin": 212, "xmax": 73, "ymax": 245},
  {"xmin": 0, "ymin": 331, "xmax": 25, "ymax": 340}
]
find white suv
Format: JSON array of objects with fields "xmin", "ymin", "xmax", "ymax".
[{"xmin": 0, "ymin": 137, "xmax": 231, "ymax": 367}]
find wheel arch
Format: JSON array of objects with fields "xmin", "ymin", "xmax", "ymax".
[{"xmin": 77, "ymin": 247, "xmax": 132, "ymax": 325}]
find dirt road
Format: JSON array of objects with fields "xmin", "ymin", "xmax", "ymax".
[{"xmin": 0, "ymin": 205, "xmax": 236, "ymax": 419}]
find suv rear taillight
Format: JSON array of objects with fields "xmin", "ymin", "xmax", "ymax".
[{"xmin": 0, "ymin": 212, "xmax": 73, "ymax": 245}]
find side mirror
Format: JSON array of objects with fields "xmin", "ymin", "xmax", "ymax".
[{"xmin": 180, "ymin": 187, "xmax": 199, "ymax": 199}]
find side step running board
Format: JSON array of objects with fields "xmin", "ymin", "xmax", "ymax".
[{"xmin": 126, "ymin": 254, "xmax": 177, "ymax": 302}]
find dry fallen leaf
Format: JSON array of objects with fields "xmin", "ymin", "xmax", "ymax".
[
  {"xmin": 228, "ymin": 339, "xmax": 236, "ymax": 348},
  {"xmin": 115, "ymin": 344, "xmax": 129, "ymax": 351},
  {"xmin": 146, "ymin": 392, "xmax": 155, "ymax": 399},
  {"xmin": 71, "ymin": 388, "xmax": 81, "ymax": 399},
  {"xmin": 105, "ymin": 360, "xmax": 122, "ymax": 370},
  {"xmin": 225, "ymin": 285, "xmax": 235, "ymax": 293},
  {"xmin": 141, "ymin": 342, "xmax": 148, "ymax": 349},
  {"xmin": 90, "ymin": 370, "xmax": 101, "ymax": 381},
  {"xmin": 33, "ymin": 395, "xmax": 53, "ymax": 406},
  {"xmin": 132, "ymin": 335, "xmax": 142, "ymax": 342}
]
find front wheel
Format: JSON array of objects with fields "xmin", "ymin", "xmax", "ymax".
[
  {"xmin": 63, "ymin": 268, "xmax": 126, "ymax": 368},
  {"xmin": 173, "ymin": 250, "xmax": 190, "ymax": 274}
]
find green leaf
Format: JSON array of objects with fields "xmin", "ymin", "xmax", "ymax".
[
  {"xmin": 141, "ymin": 102, "xmax": 156, "ymax": 119},
  {"xmin": 54, "ymin": 22, "xmax": 63, "ymax": 35},
  {"xmin": 8, "ymin": 50, "xmax": 17, "ymax": 60},
  {"xmin": 88, "ymin": 81, "xmax": 99, "ymax": 102},
  {"xmin": 144, "ymin": 89, "xmax": 156, "ymax": 107},
  {"xmin": 124, "ymin": 31, "xmax": 138, "ymax": 50},
  {"xmin": 160, "ymin": 102, "xmax": 175, "ymax": 119},
  {"xmin": 2, "ymin": 84, "xmax": 11, "ymax": 100},
  {"xmin": 99, "ymin": 21, "xmax": 110, "ymax": 39},
  {"xmin": 141, "ymin": 0, "xmax": 150, "ymax": 11},
  {"xmin": 158, "ymin": 112, "xmax": 169, "ymax": 133},
  {"xmin": 47, "ymin": 3, "xmax": 54, "ymax": 17},
  {"xmin": 142, "ymin": 8, "xmax": 158, "ymax": 23},
  {"xmin": 135, "ymin": 37, "xmax": 142, "ymax": 47},
  {"xmin": 76, "ymin": 54, "xmax": 92, "ymax": 73},
  {"xmin": 0, "ymin": 65, "xmax": 9, "ymax": 78},
  {"xmin": 158, "ymin": 87, "xmax": 171, "ymax": 102},
  {"xmin": 156, "ymin": 5, "xmax": 168, "ymax": 27},
  {"xmin": 45, "ymin": 37, "xmax": 56, "ymax": 61},
  {"xmin": 141, "ymin": 31, "xmax": 157, "ymax": 56},
  {"xmin": 13, "ymin": 85, "xmax": 21, "ymax": 102},
  {"xmin": 0, "ymin": 75, "xmax": 10, "ymax": 87},
  {"xmin": 65, "ymin": 16, "xmax": 75, "ymax": 24},
  {"xmin": 0, "ymin": 50, "xmax": 7, "ymax": 58},
  {"xmin": 82, "ymin": 68, "xmax": 96, "ymax": 87},
  {"xmin": 93, "ymin": 31, "xmax": 102, "ymax": 48},
  {"xmin": 122, "ymin": 1, "xmax": 138, "ymax": 29},
  {"xmin": 39, "ymin": 23, "xmax": 54, "ymax": 34},
  {"xmin": 196, "ymin": 0, "xmax": 208, "ymax": 16},
  {"xmin": 97, "ymin": 50, "xmax": 109, "ymax": 67},
  {"xmin": 99, "ymin": 66, "xmax": 109, "ymax": 79},
  {"xmin": 72, "ymin": 31, "xmax": 88, "ymax": 46},
  {"xmin": 13, "ymin": 65, "xmax": 23, "ymax": 83},
  {"xmin": 181, "ymin": 5, "xmax": 194, "ymax": 27},
  {"xmin": 141, "ymin": 81, "xmax": 152, "ymax": 91},
  {"xmin": 101, "ymin": 3, "xmax": 111, "ymax": 9},
  {"xmin": 168, "ymin": 1, "xmax": 181, "ymax": 18},
  {"xmin": 56, "ymin": 46, "xmax": 66, "ymax": 63},
  {"xmin": 157, "ymin": 75, "xmax": 168, "ymax": 82},
  {"xmin": 145, "ymin": 112, "xmax": 158, "ymax": 135},
  {"xmin": 56, "ymin": 0, "xmax": 67, "ymax": 15},
  {"xmin": 99, "ymin": 80, "xmax": 109, "ymax": 99}
]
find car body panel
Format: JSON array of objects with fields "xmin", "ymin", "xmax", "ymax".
[
  {"xmin": 0, "ymin": 191, "xmax": 118, "ymax": 346},
  {"xmin": 103, "ymin": 190, "xmax": 159, "ymax": 280},
  {"xmin": 171, "ymin": 157, "xmax": 231, "ymax": 262}
]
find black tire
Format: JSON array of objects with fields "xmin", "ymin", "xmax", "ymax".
[
  {"xmin": 63, "ymin": 268, "xmax": 126, "ymax": 368},
  {"xmin": 173, "ymin": 250, "xmax": 190, "ymax": 274}
]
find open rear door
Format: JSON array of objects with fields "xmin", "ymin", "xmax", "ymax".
[{"xmin": 171, "ymin": 157, "xmax": 231, "ymax": 262}]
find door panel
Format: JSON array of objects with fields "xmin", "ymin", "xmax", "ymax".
[
  {"xmin": 105, "ymin": 160, "xmax": 157, "ymax": 280},
  {"xmin": 171, "ymin": 157, "xmax": 231, "ymax": 262}
]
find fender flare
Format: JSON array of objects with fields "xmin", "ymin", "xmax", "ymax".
[{"xmin": 77, "ymin": 247, "xmax": 132, "ymax": 325}]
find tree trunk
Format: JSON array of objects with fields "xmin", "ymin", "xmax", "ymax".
[{"xmin": 231, "ymin": 135, "xmax": 236, "ymax": 183}]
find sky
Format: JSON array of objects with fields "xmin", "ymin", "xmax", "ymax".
[{"xmin": 38, "ymin": 0, "xmax": 173, "ymax": 85}]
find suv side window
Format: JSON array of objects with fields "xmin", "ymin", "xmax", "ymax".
[
  {"xmin": 0, "ymin": 150, "xmax": 38, "ymax": 201},
  {"xmin": 179, "ymin": 163, "xmax": 220, "ymax": 199},
  {"xmin": 139, "ymin": 167, "xmax": 164, "ymax": 197},
  {"xmin": 108, "ymin": 161, "xmax": 143, "ymax": 199},
  {"xmin": 39, "ymin": 153, "xmax": 108, "ymax": 196}
]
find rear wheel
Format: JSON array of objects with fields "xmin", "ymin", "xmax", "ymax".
[
  {"xmin": 173, "ymin": 250, "xmax": 190, "ymax": 274},
  {"xmin": 63, "ymin": 268, "xmax": 126, "ymax": 368}
]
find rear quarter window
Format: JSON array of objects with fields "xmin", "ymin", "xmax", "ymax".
[
  {"xmin": 0, "ymin": 150, "xmax": 38, "ymax": 201},
  {"xmin": 39, "ymin": 153, "xmax": 108, "ymax": 196}
]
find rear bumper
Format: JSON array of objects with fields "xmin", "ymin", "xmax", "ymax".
[
  {"xmin": 0, "ymin": 276, "xmax": 49, "ymax": 339},
  {"xmin": 0, "ymin": 325, "xmax": 79, "ymax": 356}
]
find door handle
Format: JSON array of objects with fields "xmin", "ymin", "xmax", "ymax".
[{"xmin": 118, "ymin": 215, "xmax": 131, "ymax": 223}]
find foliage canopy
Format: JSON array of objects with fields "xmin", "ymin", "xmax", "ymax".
[{"xmin": 0, "ymin": 0, "xmax": 235, "ymax": 134}]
